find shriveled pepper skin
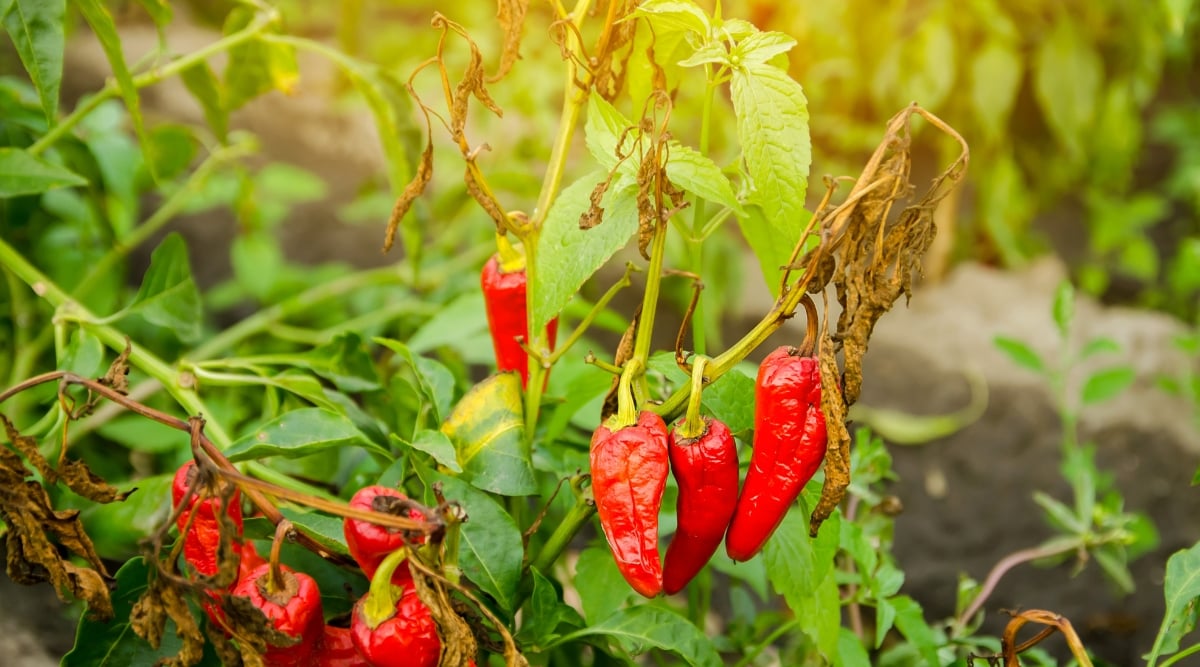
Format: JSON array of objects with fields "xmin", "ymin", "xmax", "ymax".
[
  {"xmin": 662, "ymin": 417, "xmax": 739, "ymax": 594},
  {"xmin": 589, "ymin": 411, "xmax": 670, "ymax": 598},
  {"xmin": 725, "ymin": 346, "xmax": 827, "ymax": 561},
  {"xmin": 316, "ymin": 625, "xmax": 369, "ymax": 667},
  {"xmin": 481, "ymin": 254, "xmax": 559, "ymax": 388},
  {"xmin": 343, "ymin": 486, "xmax": 423, "ymax": 582},
  {"xmin": 172, "ymin": 462, "xmax": 243, "ymax": 577},
  {"xmin": 350, "ymin": 581, "xmax": 441, "ymax": 667},
  {"xmin": 232, "ymin": 563, "xmax": 325, "ymax": 666}
]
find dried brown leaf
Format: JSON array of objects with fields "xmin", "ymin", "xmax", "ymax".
[
  {"xmin": 99, "ymin": 339, "xmax": 132, "ymax": 394},
  {"xmin": 410, "ymin": 564, "xmax": 478, "ymax": 667},
  {"xmin": 131, "ymin": 568, "xmax": 206, "ymax": 666},
  {"xmin": 600, "ymin": 306, "xmax": 641, "ymax": 421},
  {"xmin": 383, "ymin": 135, "xmax": 433, "ymax": 253},
  {"xmin": 579, "ymin": 178, "xmax": 610, "ymax": 230},
  {"xmin": 488, "ymin": 0, "xmax": 528, "ymax": 82},
  {"xmin": 3, "ymin": 413, "xmax": 130, "ymax": 503},
  {"xmin": 809, "ymin": 328, "xmax": 850, "ymax": 536}
]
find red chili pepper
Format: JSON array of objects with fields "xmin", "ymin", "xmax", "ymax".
[
  {"xmin": 232, "ymin": 562, "xmax": 325, "ymax": 666},
  {"xmin": 662, "ymin": 416, "xmax": 739, "ymax": 594},
  {"xmin": 589, "ymin": 411, "xmax": 670, "ymax": 598},
  {"xmin": 316, "ymin": 624, "xmax": 369, "ymax": 667},
  {"xmin": 725, "ymin": 346, "xmax": 827, "ymax": 561},
  {"xmin": 481, "ymin": 254, "xmax": 558, "ymax": 388},
  {"xmin": 350, "ymin": 549, "xmax": 441, "ymax": 667},
  {"xmin": 203, "ymin": 539, "xmax": 267, "ymax": 634},
  {"xmin": 343, "ymin": 486, "xmax": 425, "ymax": 582},
  {"xmin": 172, "ymin": 461, "xmax": 243, "ymax": 577}
]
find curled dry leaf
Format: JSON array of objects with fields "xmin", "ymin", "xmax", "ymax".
[
  {"xmin": 3, "ymin": 413, "xmax": 131, "ymax": 503},
  {"xmin": 809, "ymin": 327, "xmax": 850, "ymax": 536},
  {"xmin": 0, "ymin": 415, "xmax": 118, "ymax": 620},
  {"xmin": 600, "ymin": 305, "xmax": 641, "ymax": 421},
  {"xmin": 383, "ymin": 134, "xmax": 433, "ymax": 254},
  {"xmin": 488, "ymin": 0, "xmax": 528, "ymax": 83},
  {"xmin": 589, "ymin": 0, "xmax": 638, "ymax": 101},
  {"xmin": 130, "ymin": 568, "xmax": 208, "ymax": 667},
  {"xmin": 99, "ymin": 338, "xmax": 132, "ymax": 395}
]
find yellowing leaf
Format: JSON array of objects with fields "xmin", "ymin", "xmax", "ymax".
[{"xmin": 441, "ymin": 373, "xmax": 535, "ymax": 496}]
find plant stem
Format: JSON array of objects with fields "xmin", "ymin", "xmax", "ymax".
[
  {"xmin": 687, "ymin": 73, "xmax": 718, "ymax": 356},
  {"xmin": 529, "ymin": 492, "xmax": 596, "ymax": 575},
  {"xmin": 1154, "ymin": 641, "xmax": 1200, "ymax": 667},
  {"xmin": 951, "ymin": 540, "xmax": 1082, "ymax": 637},
  {"xmin": 28, "ymin": 14, "xmax": 272, "ymax": 156},
  {"xmin": 548, "ymin": 263, "xmax": 637, "ymax": 365},
  {"xmin": 733, "ymin": 618, "xmax": 800, "ymax": 667}
]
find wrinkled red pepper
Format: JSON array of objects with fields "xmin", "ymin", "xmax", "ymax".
[
  {"xmin": 662, "ymin": 416, "xmax": 739, "ymax": 594},
  {"xmin": 343, "ymin": 485, "xmax": 425, "ymax": 582},
  {"xmin": 350, "ymin": 549, "xmax": 441, "ymax": 667},
  {"xmin": 590, "ymin": 411, "xmax": 670, "ymax": 598},
  {"xmin": 481, "ymin": 254, "xmax": 558, "ymax": 388},
  {"xmin": 232, "ymin": 562, "xmax": 325, "ymax": 666},
  {"xmin": 316, "ymin": 624, "xmax": 369, "ymax": 667},
  {"xmin": 172, "ymin": 461, "xmax": 243, "ymax": 577},
  {"xmin": 725, "ymin": 346, "xmax": 827, "ymax": 561}
]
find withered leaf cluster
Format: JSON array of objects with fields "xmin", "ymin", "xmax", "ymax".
[
  {"xmin": 489, "ymin": 0, "xmax": 529, "ymax": 83},
  {"xmin": 802, "ymin": 104, "xmax": 969, "ymax": 534},
  {"xmin": 0, "ymin": 414, "xmax": 131, "ymax": 620}
]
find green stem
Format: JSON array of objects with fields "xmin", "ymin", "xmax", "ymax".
[
  {"xmin": 362, "ymin": 547, "xmax": 407, "ymax": 628},
  {"xmin": 547, "ymin": 263, "xmax": 637, "ymax": 364},
  {"xmin": 687, "ymin": 73, "xmax": 717, "ymax": 356},
  {"xmin": 3, "ymin": 266, "xmax": 35, "ymax": 417},
  {"xmin": 530, "ymin": 493, "xmax": 597, "ymax": 574},
  {"xmin": 1159, "ymin": 644, "xmax": 1200, "ymax": 667},
  {"xmin": 733, "ymin": 619, "xmax": 801, "ymax": 667},
  {"xmin": 28, "ymin": 14, "xmax": 272, "ymax": 156}
]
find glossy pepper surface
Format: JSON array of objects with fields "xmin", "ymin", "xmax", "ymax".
[
  {"xmin": 232, "ymin": 563, "xmax": 325, "ymax": 666},
  {"xmin": 662, "ymin": 416, "xmax": 739, "ymax": 594},
  {"xmin": 726, "ymin": 346, "xmax": 827, "ymax": 561},
  {"xmin": 481, "ymin": 254, "xmax": 558, "ymax": 388},
  {"xmin": 350, "ymin": 549, "xmax": 441, "ymax": 667},
  {"xmin": 172, "ymin": 461, "xmax": 243, "ymax": 577},
  {"xmin": 343, "ymin": 486, "xmax": 424, "ymax": 581},
  {"xmin": 589, "ymin": 411, "xmax": 670, "ymax": 598}
]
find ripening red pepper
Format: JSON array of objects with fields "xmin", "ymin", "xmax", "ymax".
[
  {"xmin": 316, "ymin": 625, "xmax": 369, "ymax": 667},
  {"xmin": 725, "ymin": 346, "xmax": 827, "ymax": 561},
  {"xmin": 481, "ymin": 254, "xmax": 558, "ymax": 388},
  {"xmin": 232, "ymin": 562, "xmax": 325, "ymax": 666},
  {"xmin": 172, "ymin": 461, "xmax": 243, "ymax": 577},
  {"xmin": 590, "ymin": 411, "xmax": 670, "ymax": 598},
  {"xmin": 343, "ymin": 486, "xmax": 425, "ymax": 582},
  {"xmin": 662, "ymin": 416, "xmax": 739, "ymax": 594},
  {"xmin": 350, "ymin": 549, "xmax": 441, "ymax": 667}
]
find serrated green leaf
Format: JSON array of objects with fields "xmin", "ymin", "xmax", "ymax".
[
  {"xmin": 734, "ymin": 31, "xmax": 796, "ymax": 68},
  {"xmin": 1034, "ymin": 22, "xmax": 1102, "ymax": 157},
  {"xmin": 875, "ymin": 597, "xmax": 897, "ymax": 649},
  {"xmin": 1081, "ymin": 366, "xmax": 1135, "ymax": 405},
  {"xmin": 0, "ymin": 146, "xmax": 85, "ymax": 197},
  {"xmin": 226, "ymin": 408, "xmax": 385, "ymax": 461},
  {"xmin": 1153, "ymin": 542, "xmax": 1200, "ymax": 657},
  {"xmin": 697, "ymin": 365, "xmax": 756, "ymax": 436},
  {"xmin": 223, "ymin": 9, "xmax": 298, "ymax": 110},
  {"xmin": 794, "ymin": 566, "xmax": 841, "ymax": 660},
  {"xmin": 440, "ymin": 373, "xmax": 535, "ymax": 495},
  {"xmin": 664, "ymin": 142, "xmax": 743, "ymax": 215},
  {"xmin": 838, "ymin": 627, "xmax": 872, "ymax": 667},
  {"xmin": 555, "ymin": 606, "xmax": 721, "ymax": 667},
  {"xmin": 60, "ymin": 327, "xmax": 104, "ymax": 377},
  {"xmin": 763, "ymin": 508, "xmax": 840, "ymax": 600},
  {"xmin": 432, "ymin": 474, "xmax": 523, "ymax": 614},
  {"xmin": 731, "ymin": 63, "xmax": 811, "ymax": 292},
  {"xmin": 530, "ymin": 172, "xmax": 638, "ymax": 333},
  {"xmin": 376, "ymin": 338, "xmax": 456, "ymax": 423},
  {"xmin": 1, "ymin": 0, "xmax": 65, "ymax": 124},
  {"xmin": 394, "ymin": 429, "xmax": 461, "ymax": 473},
  {"xmin": 181, "ymin": 61, "xmax": 228, "ymax": 141},
  {"xmin": 993, "ymin": 336, "xmax": 1045, "ymax": 373},
  {"xmin": 631, "ymin": 0, "xmax": 710, "ymax": 36},
  {"xmin": 574, "ymin": 546, "xmax": 630, "ymax": 624},
  {"xmin": 519, "ymin": 568, "xmax": 585, "ymax": 648},
  {"xmin": 75, "ymin": 0, "xmax": 156, "ymax": 179},
  {"xmin": 125, "ymin": 233, "xmax": 203, "ymax": 342},
  {"xmin": 971, "ymin": 39, "xmax": 1021, "ymax": 142}
]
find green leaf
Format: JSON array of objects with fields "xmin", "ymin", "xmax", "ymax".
[
  {"xmin": 556, "ymin": 607, "xmax": 721, "ymax": 667},
  {"xmin": 1165, "ymin": 0, "xmax": 1196, "ymax": 35},
  {"xmin": 133, "ymin": 0, "xmax": 171, "ymax": 35},
  {"xmin": 180, "ymin": 61, "xmax": 228, "ymax": 142},
  {"xmin": 124, "ymin": 233, "xmax": 203, "ymax": 342},
  {"xmin": 734, "ymin": 31, "xmax": 796, "ymax": 68},
  {"xmin": 1081, "ymin": 366, "xmax": 1135, "ymax": 405},
  {"xmin": 433, "ymin": 474, "xmax": 524, "ymax": 614},
  {"xmin": 970, "ymin": 39, "xmax": 1022, "ymax": 142},
  {"xmin": 1153, "ymin": 542, "xmax": 1200, "ymax": 656},
  {"xmin": 75, "ymin": 0, "xmax": 155, "ymax": 179},
  {"xmin": 890, "ymin": 595, "xmax": 940, "ymax": 667},
  {"xmin": 326, "ymin": 62, "xmax": 412, "ymax": 211},
  {"xmin": 394, "ymin": 429, "xmax": 462, "ymax": 473},
  {"xmin": 226, "ymin": 408, "xmax": 386, "ymax": 461},
  {"xmin": 80, "ymin": 476, "xmax": 170, "ymax": 558},
  {"xmin": 573, "ymin": 546, "xmax": 630, "ymax": 624},
  {"xmin": 223, "ymin": 9, "xmax": 298, "ymax": 110},
  {"xmin": 1119, "ymin": 236, "xmax": 1159, "ymax": 281},
  {"xmin": 697, "ymin": 365, "xmax": 756, "ymax": 436},
  {"xmin": 407, "ymin": 292, "xmax": 489, "ymax": 363},
  {"xmin": 303, "ymin": 333, "xmax": 381, "ymax": 393},
  {"xmin": 376, "ymin": 338, "xmax": 456, "ymax": 423},
  {"xmin": 0, "ymin": 0, "xmax": 65, "ymax": 124},
  {"xmin": 993, "ymin": 336, "xmax": 1045, "ymax": 374},
  {"xmin": 530, "ymin": 171, "xmax": 638, "ymax": 333},
  {"xmin": 1080, "ymin": 336, "xmax": 1122, "ymax": 359},
  {"xmin": 97, "ymin": 413, "xmax": 191, "ymax": 453},
  {"xmin": 793, "ymin": 566, "xmax": 841, "ymax": 660},
  {"xmin": 875, "ymin": 597, "xmax": 897, "ymax": 649},
  {"xmin": 631, "ymin": 0, "xmax": 710, "ymax": 36},
  {"xmin": 1052, "ymin": 280, "xmax": 1075, "ymax": 336},
  {"xmin": 763, "ymin": 508, "xmax": 841, "ymax": 600},
  {"xmin": 1094, "ymin": 544, "xmax": 1134, "ymax": 594},
  {"xmin": 0, "ymin": 146, "xmax": 85, "ymax": 197},
  {"xmin": 730, "ymin": 63, "xmax": 811, "ymax": 292},
  {"xmin": 279, "ymin": 507, "xmax": 349, "ymax": 556},
  {"xmin": 837, "ymin": 627, "xmax": 872, "ymax": 667},
  {"xmin": 664, "ymin": 142, "xmax": 743, "ymax": 215},
  {"xmin": 519, "ymin": 568, "xmax": 585, "ymax": 648},
  {"xmin": 1033, "ymin": 491, "xmax": 1085, "ymax": 534},
  {"xmin": 440, "ymin": 373, "xmax": 535, "ymax": 496},
  {"xmin": 1034, "ymin": 22, "xmax": 1102, "ymax": 157},
  {"xmin": 231, "ymin": 230, "xmax": 284, "ymax": 301},
  {"xmin": 62, "ymin": 557, "xmax": 219, "ymax": 666},
  {"xmin": 60, "ymin": 327, "xmax": 104, "ymax": 377}
]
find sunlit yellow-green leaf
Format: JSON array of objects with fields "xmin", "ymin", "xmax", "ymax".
[{"xmin": 441, "ymin": 372, "xmax": 535, "ymax": 496}]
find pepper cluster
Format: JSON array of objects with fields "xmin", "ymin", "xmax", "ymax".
[
  {"xmin": 173, "ymin": 471, "xmax": 473, "ymax": 665},
  {"xmin": 590, "ymin": 342, "xmax": 828, "ymax": 597}
]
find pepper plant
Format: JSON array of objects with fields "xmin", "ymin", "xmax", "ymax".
[{"xmin": 2, "ymin": 1, "xmax": 1200, "ymax": 666}]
